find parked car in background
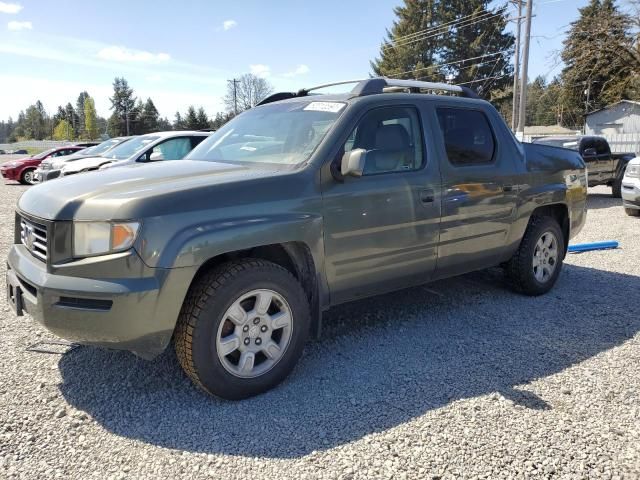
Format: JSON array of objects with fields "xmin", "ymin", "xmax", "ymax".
[
  {"xmin": 60, "ymin": 131, "xmax": 210, "ymax": 177},
  {"xmin": 1, "ymin": 146, "xmax": 85, "ymax": 184},
  {"xmin": 0, "ymin": 150, "xmax": 6, "ymax": 155},
  {"xmin": 532, "ymin": 136, "xmax": 636, "ymax": 197},
  {"xmin": 12, "ymin": 149, "xmax": 28, "ymax": 155},
  {"xmin": 35, "ymin": 137, "xmax": 134, "ymax": 182},
  {"xmin": 621, "ymin": 158, "xmax": 640, "ymax": 217},
  {"xmin": 7, "ymin": 78, "xmax": 588, "ymax": 399}
]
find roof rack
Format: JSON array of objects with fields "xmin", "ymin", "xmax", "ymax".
[{"xmin": 257, "ymin": 77, "xmax": 480, "ymax": 106}]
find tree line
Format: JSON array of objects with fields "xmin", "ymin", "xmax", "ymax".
[
  {"xmin": 0, "ymin": 73, "xmax": 273, "ymax": 143},
  {"xmin": 373, "ymin": 0, "xmax": 639, "ymax": 128},
  {"xmin": 2, "ymin": 0, "xmax": 638, "ymax": 143}
]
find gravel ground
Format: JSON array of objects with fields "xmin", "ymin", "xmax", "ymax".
[{"xmin": 0, "ymin": 183, "xmax": 638, "ymax": 479}]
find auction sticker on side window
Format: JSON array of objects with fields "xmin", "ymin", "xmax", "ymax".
[{"xmin": 303, "ymin": 102, "xmax": 345, "ymax": 113}]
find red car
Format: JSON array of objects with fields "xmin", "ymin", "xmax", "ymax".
[{"xmin": 1, "ymin": 146, "xmax": 85, "ymax": 185}]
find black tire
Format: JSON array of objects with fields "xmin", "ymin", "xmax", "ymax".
[
  {"xmin": 625, "ymin": 208, "xmax": 640, "ymax": 217},
  {"xmin": 506, "ymin": 215, "xmax": 565, "ymax": 296},
  {"xmin": 612, "ymin": 167, "xmax": 625, "ymax": 198},
  {"xmin": 175, "ymin": 259, "xmax": 310, "ymax": 400},
  {"xmin": 20, "ymin": 168, "xmax": 36, "ymax": 185}
]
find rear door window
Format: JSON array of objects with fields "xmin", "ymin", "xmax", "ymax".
[{"xmin": 436, "ymin": 108, "xmax": 495, "ymax": 166}]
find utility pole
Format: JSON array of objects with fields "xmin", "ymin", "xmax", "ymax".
[
  {"xmin": 125, "ymin": 106, "xmax": 130, "ymax": 136},
  {"xmin": 228, "ymin": 78, "xmax": 239, "ymax": 115},
  {"xmin": 516, "ymin": 0, "xmax": 533, "ymax": 138},
  {"xmin": 511, "ymin": 0, "xmax": 523, "ymax": 131}
]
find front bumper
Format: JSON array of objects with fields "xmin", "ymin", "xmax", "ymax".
[
  {"xmin": 1, "ymin": 167, "xmax": 19, "ymax": 181},
  {"xmin": 7, "ymin": 244, "xmax": 195, "ymax": 359},
  {"xmin": 621, "ymin": 176, "xmax": 640, "ymax": 209}
]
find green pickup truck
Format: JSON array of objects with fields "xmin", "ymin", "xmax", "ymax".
[{"xmin": 7, "ymin": 79, "xmax": 588, "ymax": 399}]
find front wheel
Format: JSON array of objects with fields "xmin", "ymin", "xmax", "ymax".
[
  {"xmin": 20, "ymin": 168, "xmax": 36, "ymax": 185},
  {"xmin": 175, "ymin": 259, "xmax": 310, "ymax": 400},
  {"xmin": 506, "ymin": 216, "xmax": 565, "ymax": 296},
  {"xmin": 625, "ymin": 207, "xmax": 640, "ymax": 217}
]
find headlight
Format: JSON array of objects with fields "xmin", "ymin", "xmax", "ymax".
[
  {"xmin": 625, "ymin": 163, "xmax": 640, "ymax": 178},
  {"xmin": 73, "ymin": 222, "xmax": 140, "ymax": 257},
  {"xmin": 5, "ymin": 162, "xmax": 17, "ymax": 168}
]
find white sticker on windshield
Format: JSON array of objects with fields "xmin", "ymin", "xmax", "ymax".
[{"xmin": 303, "ymin": 102, "xmax": 345, "ymax": 113}]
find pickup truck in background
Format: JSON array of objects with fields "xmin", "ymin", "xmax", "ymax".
[
  {"xmin": 7, "ymin": 78, "xmax": 588, "ymax": 400},
  {"xmin": 532, "ymin": 136, "xmax": 636, "ymax": 197}
]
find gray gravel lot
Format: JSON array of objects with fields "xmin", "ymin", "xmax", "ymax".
[{"xmin": 0, "ymin": 182, "xmax": 638, "ymax": 479}]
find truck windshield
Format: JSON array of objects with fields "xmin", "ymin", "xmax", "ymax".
[
  {"xmin": 186, "ymin": 101, "xmax": 345, "ymax": 166},
  {"xmin": 102, "ymin": 135, "xmax": 159, "ymax": 160}
]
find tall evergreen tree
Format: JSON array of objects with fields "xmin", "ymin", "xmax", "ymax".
[
  {"xmin": 173, "ymin": 111, "xmax": 185, "ymax": 130},
  {"xmin": 371, "ymin": 0, "xmax": 513, "ymax": 99},
  {"xmin": 560, "ymin": 0, "xmax": 638, "ymax": 125},
  {"xmin": 195, "ymin": 107, "xmax": 209, "ymax": 130},
  {"xmin": 109, "ymin": 77, "xmax": 136, "ymax": 136},
  {"xmin": 141, "ymin": 98, "xmax": 160, "ymax": 133},
  {"xmin": 437, "ymin": 1, "xmax": 513, "ymax": 96},
  {"xmin": 184, "ymin": 106, "xmax": 199, "ymax": 130}
]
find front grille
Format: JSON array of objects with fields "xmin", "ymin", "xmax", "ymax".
[{"xmin": 20, "ymin": 218, "xmax": 48, "ymax": 262}]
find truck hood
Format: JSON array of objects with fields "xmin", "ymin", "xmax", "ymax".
[{"xmin": 18, "ymin": 160, "xmax": 283, "ymax": 221}]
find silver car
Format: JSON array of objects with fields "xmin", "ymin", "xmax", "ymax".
[
  {"xmin": 60, "ymin": 131, "xmax": 211, "ymax": 177},
  {"xmin": 35, "ymin": 137, "xmax": 133, "ymax": 182}
]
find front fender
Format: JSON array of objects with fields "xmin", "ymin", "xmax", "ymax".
[{"xmin": 138, "ymin": 211, "xmax": 325, "ymax": 272}]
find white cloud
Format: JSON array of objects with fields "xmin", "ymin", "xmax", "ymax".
[
  {"xmin": 283, "ymin": 64, "xmax": 310, "ymax": 77},
  {"xmin": 97, "ymin": 45, "xmax": 170, "ymax": 63},
  {"xmin": 250, "ymin": 64, "xmax": 271, "ymax": 78},
  {"xmin": 7, "ymin": 20, "xmax": 30, "ymax": 30},
  {"xmin": 222, "ymin": 19, "xmax": 237, "ymax": 31},
  {"xmin": 0, "ymin": 2, "xmax": 22, "ymax": 14}
]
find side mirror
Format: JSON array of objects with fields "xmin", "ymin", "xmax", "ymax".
[
  {"xmin": 583, "ymin": 147, "xmax": 597, "ymax": 157},
  {"xmin": 149, "ymin": 151, "xmax": 164, "ymax": 162},
  {"xmin": 341, "ymin": 148, "xmax": 367, "ymax": 177}
]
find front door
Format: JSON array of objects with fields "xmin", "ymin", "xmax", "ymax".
[{"xmin": 321, "ymin": 104, "xmax": 441, "ymax": 304}]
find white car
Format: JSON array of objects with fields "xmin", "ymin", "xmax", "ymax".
[
  {"xmin": 60, "ymin": 131, "xmax": 211, "ymax": 177},
  {"xmin": 622, "ymin": 158, "xmax": 640, "ymax": 216}
]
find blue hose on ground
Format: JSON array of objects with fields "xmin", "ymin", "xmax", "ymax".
[{"xmin": 567, "ymin": 241, "xmax": 619, "ymax": 253}]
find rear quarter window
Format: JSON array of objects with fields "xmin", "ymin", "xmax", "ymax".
[{"xmin": 436, "ymin": 108, "xmax": 496, "ymax": 167}]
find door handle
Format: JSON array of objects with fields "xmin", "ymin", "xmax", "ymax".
[{"xmin": 420, "ymin": 189, "xmax": 434, "ymax": 203}]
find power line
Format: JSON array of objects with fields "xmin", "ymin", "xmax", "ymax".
[
  {"xmin": 393, "ymin": 50, "xmax": 510, "ymax": 78},
  {"xmin": 384, "ymin": 11, "xmax": 509, "ymax": 52},
  {"xmin": 383, "ymin": 9, "xmax": 509, "ymax": 50}
]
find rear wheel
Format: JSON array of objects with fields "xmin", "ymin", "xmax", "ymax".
[
  {"xmin": 625, "ymin": 207, "xmax": 640, "ymax": 217},
  {"xmin": 506, "ymin": 215, "xmax": 565, "ymax": 296},
  {"xmin": 175, "ymin": 259, "xmax": 310, "ymax": 400},
  {"xmin": 20, "ymin": 168, "xmax": 36, "ymax": 185}
]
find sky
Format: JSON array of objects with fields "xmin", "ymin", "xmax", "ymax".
[{"xmin": 0, "ymin": 0, "xmax": 625, "ymax": 122}]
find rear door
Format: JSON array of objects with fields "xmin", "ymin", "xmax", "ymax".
[
  {"xmin": 433, "ymin": 105, "xmax": 521, "ymax": 277},
  {"xmin": 321, "ymin": 103, "xmax": 441, "ymax": 303}
]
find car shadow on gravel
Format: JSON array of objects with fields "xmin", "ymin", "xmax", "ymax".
[{"xmin": 57, "ymin": 264, "xmax": 640, "ymax": 459}]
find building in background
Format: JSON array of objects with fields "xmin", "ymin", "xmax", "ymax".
[
  {"xmin": 585, "ymin": 101, "xmax": 640, "ymax": 153},
  {"xmin": 585, "ymin": 101, "xmax": 640, "ymax": 135}
]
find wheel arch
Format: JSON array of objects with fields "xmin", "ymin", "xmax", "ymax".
[
  {"xmin": 529, "ymin": 203, "xmax": 570, "ymax": 257},
  {"xmin": 187, "ymin": 241, "xmax": 323, "ymax": 338}
]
